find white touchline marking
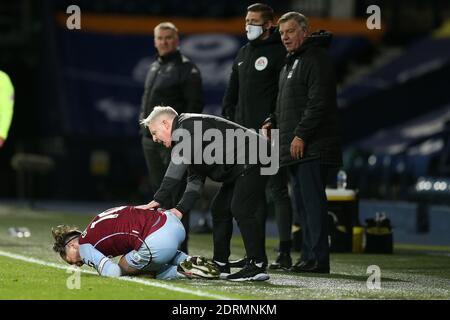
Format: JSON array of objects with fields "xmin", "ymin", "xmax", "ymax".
[{"xmin": 0, "ymin": 250, "xmax": 232, "ymax": 300}]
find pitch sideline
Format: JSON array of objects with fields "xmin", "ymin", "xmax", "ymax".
[{"xmin": 0, "ymin": 249, "xmax": 233, "ymax": 300}]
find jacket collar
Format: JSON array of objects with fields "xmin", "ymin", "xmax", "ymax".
[
  {"xmin": 290, "ymin": 30, "xmax": 333, "ymax": 57},
  {"xmin": 170, "ymin": 115, "xmax": 181, "ymax": 147},
  {"xmin": 284, "ymin": 30, "xmax": 333, "ymax": 64},
  {"xmin": 157, "ymin": 50, "xmax": 182, "ymax": 64}
]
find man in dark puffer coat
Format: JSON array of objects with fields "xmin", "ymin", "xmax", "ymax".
[{"xmin": 263, "ymin": 12, "xmax": 342, "ymax": 274}]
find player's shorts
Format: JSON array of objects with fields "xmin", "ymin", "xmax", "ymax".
[{"xmin": 124, "ymin": 210, "xmax": 187, "ymax": 271}]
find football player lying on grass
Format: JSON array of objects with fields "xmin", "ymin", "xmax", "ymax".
[{"xmin": 52, "ymin": 205, "xmax": 219, "ymax": 280}]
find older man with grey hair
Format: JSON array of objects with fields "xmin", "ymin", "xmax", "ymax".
[{"xmin": 263, "ymin": 12, "xmax": 343, "ymax": 274}]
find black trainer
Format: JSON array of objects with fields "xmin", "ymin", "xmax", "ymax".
[
  {"xmin": 213, "ymin": 260, "xmax": 231, "ymax": 279},
  {"xmin": 228, "ymin": 257, "xmax": 247, "ymax": 268},
  {"xmin": 290, "ymin": 260, "xmax": 330, "ymax": 274},
  {"xmin": 290, "ymin": 259, "xmax": 309, "ymax": 272},
  {"xmin": 269, "ymin": 252, "xmax": 292, "ymax": 270},
  {"xmin": 226, "ymin": 260, "xmax": 270, "ymax": 282},
  {"xmin": 299, "ymin": 261, "xmax": 330, "ymax": 274}
]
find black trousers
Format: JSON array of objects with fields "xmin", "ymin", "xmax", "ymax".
[
  {"xmin": 288, "ymin": 159, "xmax": 330, "ymax": 266},
  {"xmin": 210, "ymin": 166, "xmax": 268, "ymax": 264},
  {"xmin": 142, "ymin": 136, "xmax": 189, "ymax": 253},
  {"xmin": 267, "ymin": 166, "xmax": 293, "ymax": 246}
]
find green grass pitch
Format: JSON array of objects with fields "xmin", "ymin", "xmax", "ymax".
[{"xmin": 0, "ymin": 204, "xmax": 449, "ymax": 300}]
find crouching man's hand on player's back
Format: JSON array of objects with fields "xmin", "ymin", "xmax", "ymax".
[
  {"xmin": 136, "ymin": 202, "xmax": 183, "ymax": 219},
  {"xmin": 136, "ymin": 200, "xmax": 160, "ymax": 210},
  {"xmin": 167, "ymin": 208, "xmax": 183, "ymax": 219}
]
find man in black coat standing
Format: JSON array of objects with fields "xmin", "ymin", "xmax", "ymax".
[
  {"xmin": 139, "ymin": 22, "xmax": 204, "ymax": 253},
  {"xmin": 222, "ymin": 3, "xmax": 294, "ymax": 270},
  {"xmin": 263, "ymin": 12, "xmax": 342, "ymax": 273}
]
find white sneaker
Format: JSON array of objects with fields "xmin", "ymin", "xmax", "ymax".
[{"xmin": 177, "ymin": 256, "xmax": 220, "ymax": 279}]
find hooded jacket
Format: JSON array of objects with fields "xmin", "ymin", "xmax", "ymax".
[
  {"xmin": 273, "ymin": 30, "xmax": 342, "ymax": 168},
  {"xmin": 222, "ymin": 27, "xmax": 286, "ymax": 130}
]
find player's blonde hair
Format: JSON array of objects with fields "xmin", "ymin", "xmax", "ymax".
[{"xmin": 51, "ymin": 225, "xmax": 82, "ymax": 255}]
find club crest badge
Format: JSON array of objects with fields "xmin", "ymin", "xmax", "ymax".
[{"xmin": 255, "ymin": 56, "xmax": 268, "ymax": 71}]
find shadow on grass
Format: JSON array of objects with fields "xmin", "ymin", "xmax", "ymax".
[
  {"xmin": 216, "ymin": 279, "xmax": 300, "ymax": 289},
  {"xmin": 269, "ymin": 270, "xmax": 406, "ymax": 283}
]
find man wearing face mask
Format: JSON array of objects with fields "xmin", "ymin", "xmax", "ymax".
[
  {"xmin": 223, "ymin": 3, "xmax": 286, "ymax": 129},
  {"xmin": 221, "ymin": 3, "xmax": 294, "ymax": 271}
]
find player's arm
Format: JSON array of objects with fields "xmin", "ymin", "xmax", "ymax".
[
  {"xmin": 117, "ymin": 256, "xmax": 156, "ymax": 278},
  {"xmin": 118, "ymin": 256, "xmax": 144, "ymax": 276},
  {"xmin": 79, "ymin": 243, "xmax": 122, "ymax": 277}
]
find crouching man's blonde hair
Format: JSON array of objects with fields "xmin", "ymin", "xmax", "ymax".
[{"xmin": 140, "ymin": 106, "xmax": 178, "ymax": 128}]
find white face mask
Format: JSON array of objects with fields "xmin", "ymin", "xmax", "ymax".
[{"xmin": 246, "ymin": 24, "xmax": 264, "ymax": 41}]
